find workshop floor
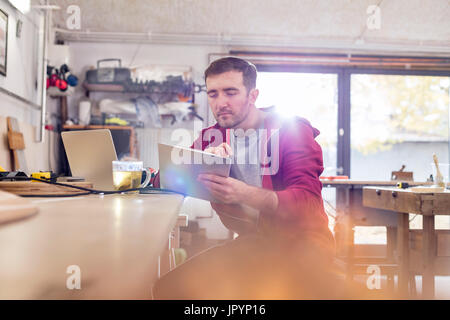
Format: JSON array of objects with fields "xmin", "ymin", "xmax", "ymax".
[
  {"xmin": 352, "ymin": 275, "xmax": 450, "ymax": 299},
  {"xmin": 180, "ymin": 223, "xmax": 450, "ymax": 300}
]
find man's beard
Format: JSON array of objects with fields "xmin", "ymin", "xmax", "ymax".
[
  {"xmin": 217, "ymin": 114, "xmax": 238, "ymax": 128},
  {"xmin": 215, "ymin": 100, "xmax": 249, "ymax": 129}
]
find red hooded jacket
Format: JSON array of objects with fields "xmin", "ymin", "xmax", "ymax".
[{"xmin": 153, "ymin": 108, "xmax": 334, "ymax": 244}]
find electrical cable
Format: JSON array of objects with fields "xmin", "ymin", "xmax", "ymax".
[
  {"xmin": 0, "ymin": 176, "xmax": 184, "ymax": 197},
  {"xmin": 323, "ymin": 198, "xmax": 337, "ymax": 220},
  {"xmin": 21, "ymin": 192, "xmax": 92, "ymax": 198}
]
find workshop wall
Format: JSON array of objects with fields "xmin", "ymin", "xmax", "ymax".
[
  {"xmin": 63, "ymin": 41, "xmax": 224, "ymax": 128},
  {"xmin": 0, "ymin": 0, "xmax": 42, "ymax": 126},
  {"xmin": 0, "ymin": 1, "xmax": 59, "ymax": 173}
]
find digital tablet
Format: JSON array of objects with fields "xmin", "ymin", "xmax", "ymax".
[{"xmin": 157, "ymin": 143, "xmax": 232, "ymax": 201}]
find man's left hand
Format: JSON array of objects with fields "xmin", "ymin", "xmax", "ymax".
[{"xmin": 197, "ymin": 174, "xmax": 248, "ymax": 204}]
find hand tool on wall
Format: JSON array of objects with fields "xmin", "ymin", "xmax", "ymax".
[
  {"xmin": 391, "ymin": 164, "xmax": 413, "ymax": 181},
  {"xmin": 6, "ymin": 117, "xmax": 28, "ymax": 173},
  {"xmin": 60, "ymin": 64, "xmax": 78, "ymax": 87},
  {"xmin": 432, "ymin": 154, "xmax": 445, "ymax": 188}
]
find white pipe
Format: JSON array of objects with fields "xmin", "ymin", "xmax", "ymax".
[
  {"xmin": 53, "ymin": 28, "xmax": 450, "ymax": 56},
  {"xmin": 32, "ymin": 5, "xmax": 60, "ymax": 10},
  {"xmin": 37, "ymin": 8, "xmax": 48, "ymax": 143}
]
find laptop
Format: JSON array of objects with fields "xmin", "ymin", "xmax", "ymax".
[
  {"xmin": 61, "ymin": 129, "xmax": 118, "ymax": 191},
  {"xmin": 157, "ymin": 143, "xmax": 232, "ymax": 201}
]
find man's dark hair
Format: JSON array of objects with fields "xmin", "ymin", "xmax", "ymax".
[{"xmin": 204, "ymin": 57, "xmax": 257, "ymax": 93}]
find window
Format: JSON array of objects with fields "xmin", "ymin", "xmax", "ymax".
[
  {"xmin": 256, "ymin": 71, "xmax": 338, "ymax": 232},
  {"xmin": 254, "ymin": 64, "xmax": 450, "ymax": 236},
  {"xmin": 351, "ymin": 74, "xmax": 450, "ymax": 182},
  {"xmin": 257, "ymin": 71, "xmax": 338, "ymax": 177}
]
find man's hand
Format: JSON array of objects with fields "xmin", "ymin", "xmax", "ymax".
[
  {"xmin": 198, "ymin": 174, "xmax": 259, "ymax": 234},
  {"xmin": 210, "ymin": 202, "xmax": 259, "ymax": 235},
  {"xmin": 204, "ymin": 143, "xmax": 233, "ymax": 158},
  {"xmin": 197, "ymin": 173, "xmax": 279, "ymax": 213},
  {"xmin": 197, "ymin": 174, "xmax": 247, "ymax": 205}
]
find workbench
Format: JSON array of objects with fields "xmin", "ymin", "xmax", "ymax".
[
  {"xmin": 363, "ymin": 186, "xmax": 450, "ymax": 298},
  {"xmin": 321, "ymin": 180, "xmax": 430, "ymax": 280},
  {"xmin": 0, "ymin": 193, "xmax": 185, "ymax": 299}
]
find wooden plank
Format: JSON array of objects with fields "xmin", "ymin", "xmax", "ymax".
[
  {"xmin": 410, "ymin": 230, "xmax": 450, "ymax": 257},
  {"xmin": 363, "ymin": 188, "xmax": 423, "ymax": 214},
  {"xmin": 0, "ymin": 181, "xmax": 93, "ymax": 195},
  {"xmin": 342, "ymin": 214, "xmax": 355, "ymax": 281},
  {"xmin": 353, "ymin": 244, "xmax": 387, "ymax": 258},
  {"xmin": 397, "ymin": 212, "xmax": 410, "ymax": 297},
  {"xmin": 1, "ymin": 116, "xmax": 60, "ymax": 173},
  {"xmin": 421, "ymin": 199, "xmax": 435, "ymax": 216},
  {"xmin": 433, "ymin": 193, "xmax": 450, "ymax": 215},
  {"xmin": 437, "ymin": 232, "xmax": 450, "ymax": 257},
  {"xmin": 349, "ymin": 188, "xmax": 398, "ymax": 227},
  {"xmin": 410, "ymin": 250, "xmax": 450, "ymax": 275},
  {"xmin": 363, "ymin": 187, "xmax": 450, "ymax": 216},
  {"xmin": 7, "ymin": 117, "xmax": 28, "ymax": 172},
  {"xmin": 387, "ymin": 226, "xmax": 396, "ymax": 261},
  {"xmin": 422, "ymin": 215, "xmax": 436, "ymax": 299},
  {"xmin": 7, "ymin": 131, "xmax": 25, "ymax": 150}
]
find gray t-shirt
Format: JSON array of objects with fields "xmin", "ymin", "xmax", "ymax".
[{"xmin": 229, "ymin": 128, "xmax": 262, "ymax": 187}]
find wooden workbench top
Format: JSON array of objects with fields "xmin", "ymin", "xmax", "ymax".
[
  {"xmin": 321, "ymin": 179, "xmax": 431, "ymax": 187},
  {"xmin": 363, "ymin": 186, "xmax": 450, "ymax": 215}
]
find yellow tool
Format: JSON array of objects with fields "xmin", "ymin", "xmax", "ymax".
[
  {"xmin": 396, "ymin": 182, "xmax": 410, "ymax": 189},
  {"xmin": 31, "ymin": 171, "xmax": 53, "ymax": 182},
  {"xmin": 105, "ymin": 117, "xmax": 129, "ymax": 126},
  {"xmin": 0, "ymin": 165, "xmax": 5, "ymax": 172}
]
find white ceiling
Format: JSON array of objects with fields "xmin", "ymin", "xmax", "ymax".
[{"xmin": 33, "ymin": 0, "xmax": 450, "ymax": 53}]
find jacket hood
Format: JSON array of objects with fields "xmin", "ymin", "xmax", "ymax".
[
  {"xmin": 210, "ymin": 106, "xmax": 321, "ymax": 139},
  {"xmin": 261, "ymin": 107, "xmax": 321, "ymax": 139}
]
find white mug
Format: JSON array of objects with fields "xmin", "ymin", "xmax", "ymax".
[
  {"xmin": 79, "ymin": 100, "xmax": 91, "ymax": 125},
  {"xmin": 112, "ymin": 160, "xmax": 151, "ymax": 192}
]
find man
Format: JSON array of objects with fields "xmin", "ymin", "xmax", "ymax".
[{"xmin": 152, "ymin": 57, "xmax": 339, "ymax": 299}]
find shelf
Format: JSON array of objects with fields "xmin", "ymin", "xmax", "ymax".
[
  {"xmin": 83, "ymin": 82, "xmax": 125, "ymax": 93},
  {"xmin": 48, "ymin": 86, "xmax": 75, "ymax": 97},
  {"xmin": 83, "ymin": 82, "xmax": 195, "ymax": 95},
  {"xmin": 62, "ymin": 124, "xmax": 135, "ymax": 130}
]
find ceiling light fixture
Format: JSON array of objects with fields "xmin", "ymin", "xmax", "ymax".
[{"xmin": 8, "ymin": 0, "xmax": 31, "ymax": 14}]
